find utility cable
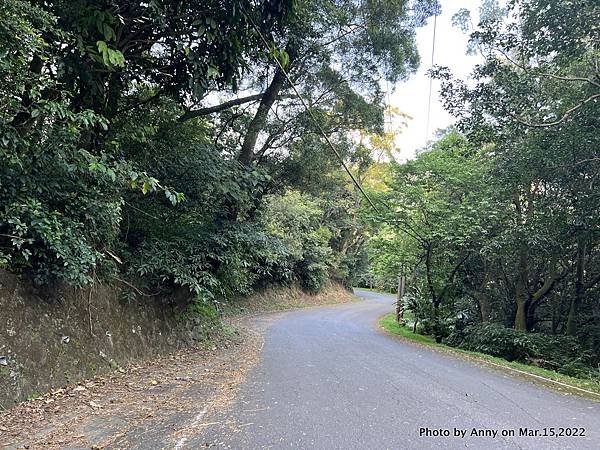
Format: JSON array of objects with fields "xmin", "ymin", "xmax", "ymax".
[
  {"xmin": 246, "ymin": 14, "xmax": 381, "ymax": 213},
  {"xmin": 424, "ymin": 13, "xmax": 438, "ymax": 144}
]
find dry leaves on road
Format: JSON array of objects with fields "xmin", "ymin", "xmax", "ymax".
[{"xmin": 0, "ymin": 318, "xmax": 268, "ymax": 450}]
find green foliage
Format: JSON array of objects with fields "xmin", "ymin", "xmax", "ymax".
[
  {"xmin": 365, "ymin": 131, "xmax": 501, "ymax": 339},
  {"xmin": 366, "ymin": 225, "xmax": 416, "ymax": 292},
  {"xmin": 0, "ymin": 0, "xmax": 291, "ymax": 283},
  {"xmin": 179, "ymin": 297, "xmax": 223, "ymax": 341},
  {"xmin": 298, "ymin": 226, "xmax": 333, "ymax": 292},
  {"xmin": 1, "ymin": 0, "xmax": 432, "ymax": 298},
  {"xmin": 401, "ymin": 294, "xmax": 434, "ymax": 331},
  {"xmin": 445, "ymin": 324, "xmax": 598, "ymax": 378},
  {"xmin": 260, "ymin": 191, "xmax": 334, "ymax": 292},
  {"xmin": 181, "ymin": 297, "xmax": 221, "ymax": 324},
  {"xmin": 380, "ymin": 313, "xmax": 437, "ymax": 346},
  {"xmin": 363, "ymin": 0, "xmax": 600, "ymax": 370},
  {"xmin": 0, "ymin": 99, "xmax": 121, "ymax": 284}
]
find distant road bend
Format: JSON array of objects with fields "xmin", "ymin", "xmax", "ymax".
[{"xmin": 196, "ymin": 289, "xmax": 599, "ymax": 449}]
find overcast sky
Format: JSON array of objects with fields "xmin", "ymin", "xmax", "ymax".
[{"xmin": 390, "ymin": 0, "xmax": 483, "ymax": 161}]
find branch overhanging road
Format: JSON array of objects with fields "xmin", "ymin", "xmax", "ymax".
[{"xmin": 194, "ymin": 289, "xmax": 599, "ymax": 449}]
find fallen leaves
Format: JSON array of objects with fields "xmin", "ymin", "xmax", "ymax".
[{"xmin": 0, "ymin": 323, "xmax": 262, "ymax": 449}]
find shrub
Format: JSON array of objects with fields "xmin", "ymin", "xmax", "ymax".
[
  {"xmin": 445, "ymin": 323, "xmax": 533, "ymax": 361},
  {"xmin": 180, "ymin": 297, "xmax": 223, "ymax": 341},
  {"xmin": 445, "ymin": 323, "xmax": 598, "ymax": 377},
  {"xmin": 260, "ymin": 191, "xmax": 335, "ymax": 293},
  {"xmin": 182, "ymin": 297, "xmax": 221, "ymax": 323}
]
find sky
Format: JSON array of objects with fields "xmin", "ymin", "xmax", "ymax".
[{"xmin": 390, "ymin": 0, "xmax": 483, "ymax": 161}]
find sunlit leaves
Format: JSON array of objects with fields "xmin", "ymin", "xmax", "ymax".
[{"xmin": 95, "ymin": 40, "xmax": 124, "ymax": 68}]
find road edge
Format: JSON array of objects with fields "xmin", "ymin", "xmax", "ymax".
[{"xmin": 378, "ymin": 313, "xmax": 600, "ymax": 402}]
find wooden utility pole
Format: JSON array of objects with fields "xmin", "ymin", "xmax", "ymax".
[{"xmin": 396, "ymin": 266, "xmax": 406, "ymax": 322}]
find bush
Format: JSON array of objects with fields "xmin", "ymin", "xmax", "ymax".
[
  {"xmin": 402, "ymin": 293, "xmax": 457, "ymax": 341},
  {"xmin": 445, "ymin": 323, "xmax": 532, "ymax": 361},
  {"xmin": 180, "ymin": 297, "xmax": 223, "ymax": 342},
  {"xmin": 261, "ymin": 191, "xmax": 334, "ymax": 293},
  {"xmin": 445, "ymin": 323, "xmax": 598, "ymax": 377}
]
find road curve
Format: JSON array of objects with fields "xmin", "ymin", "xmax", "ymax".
[{"xmin": 197, "ymin": 289, "xmax": 600, "ymax": 449}]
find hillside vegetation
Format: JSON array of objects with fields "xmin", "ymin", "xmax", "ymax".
[
  {"xmin": 1, "ymin": 0, "xmax": 599, "ymax": 384},
  {"xmin": 0, "ymin": 0, "xmax": 435, "ymax": 303},
  {"xmin": 361, "ymin": 0, "xmax": 600, "ymax": 380}
]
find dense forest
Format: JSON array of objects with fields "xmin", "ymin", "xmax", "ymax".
[
  {"xmin": 0, "ymin": 0, "xmax": 436, "ymax": 297},
  {"xmin": 364, "ymin": 1, "xmax": 600, "ymax": 378},
  {"xmin": 1, "ymin": 0, "xmax": 599, "ymax": 381}
]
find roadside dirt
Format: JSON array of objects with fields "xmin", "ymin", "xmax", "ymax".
[
  {"xmin": 0, "ymin": 286, "xmax": 356, "ymax": 449},
  {"xmin": 222, "ymin": 282, "xmax": 356, "ymax": 316},
  {"xmin": 0, "ymin": 315, "xmax": 270, "ymax": 450}
]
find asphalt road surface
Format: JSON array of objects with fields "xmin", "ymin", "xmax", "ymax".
[{"xmin": 197, "ymin": 289, "xmax": 599, "ymax": 449}]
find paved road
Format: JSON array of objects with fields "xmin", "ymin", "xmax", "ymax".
[{"xmin": 198, "ymin": 290, "xmax": 600, "ymax": 449}]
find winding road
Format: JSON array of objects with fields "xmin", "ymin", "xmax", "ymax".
[{"xmin": 196, "ymin": 289, "xmax": 600, "ymax": 449}]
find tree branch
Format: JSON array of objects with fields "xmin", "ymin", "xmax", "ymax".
[
  {"xmin": 584, "ymin": 272, "xmax": 600, "ymax": 291},
  {"xmin": 494, "ymin": 47, "xmax": 600, "ymax": 89},
  {"xmin": 510, "ymin": 93, "xmax": 600, "ymax": 128},
  {"xmin": 530, "ymin": 257, "xmax": 571, "ymax": 306},
  {"xmin": 178, "ymin": 93, "xmax": 263, "ymax": 122},
  {"xmin": 439, "ymin": 251, "xmax": 471, "ymax": 302}
]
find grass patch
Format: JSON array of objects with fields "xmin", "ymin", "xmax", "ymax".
[
  {"xmin": 380, "ymin": 314, "xmax": 600, "ymax": 398},
  {"xmin": 380, "ymin": 314, "xmax": 432, "ymax": 344}
]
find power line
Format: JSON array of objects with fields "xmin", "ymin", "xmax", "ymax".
[
  {"xmin": 424, "ymin": 13, "xmax": 438, "ymax": 144},
  {"xmin": 246, "ymin": 14, "xmax": 381, "ymax": 213}
]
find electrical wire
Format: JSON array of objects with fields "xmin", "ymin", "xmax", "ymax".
[
  {"xmin": 245, "ymin": 14, "xmax": 381, "ymax": 213},
  {"xmin": 424, "ymin": 13, "xmax": 438, "ymax": 144}
]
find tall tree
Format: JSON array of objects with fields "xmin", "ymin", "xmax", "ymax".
[{"xmin": 183, "ymin": 0, "xmax": 439, "ymax": 166}]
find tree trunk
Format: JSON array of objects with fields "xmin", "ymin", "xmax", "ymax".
[
  {"xmin": 472, "ymin": 266, "xmax": 491, "ymax": 322},
  {"xmin": 396, "ymin": 275, "xmax": 405, "ymax": 322},
  {"xmin": 432, "ymin": 300, "xmax": 443, "ymax": 343},
  {"xmin": 238, "ymin": 66, "xmax": 288, "ymax": 165},
  {"xmin": 11, "ymin": 55, "xmax": 43, "ymax": 130},
  {"xmin": 565, "ymin": 296, "xmax": 579, "ymax": 336},
  {"xmin": 424, "ymin": 244, "xmax": 437, "ymax": 305},
  {"xmin": 474, "ymin": 292, "xmax": 491, "ymax": 323},
  {"xmin": 566, "ymin": 239, "xmax": 586, "ymax": 336},
  {"xmin": 514, "ymin": 244, "xmax": 529, "ymax": 330},
  {"xmin": 178, "ymin": 93, "xmax": 263, "ymax": 122},
  {"xmin": 512, "ymin": 187, "xmax": 536, "ymax": 331},
  {"xmin": 514, "ymin": 299, "xmax": 528, "ymax": 331},
  {"xmin": 526, "ymin": 254, "xmax": 566, "ymax": 331}
]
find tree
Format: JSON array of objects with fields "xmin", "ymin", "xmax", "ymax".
[
  {"xmin": 184, "ymin": 0, "xmax": 439, "ymax": 166},
  {"xmin": 0, "ymin": 0, "xmax": 436, "ymax": 307},
  {"xmin": 434, "ymin": 0, "xmax": 600, "ymax": 332},
  {"xmin": 374, "ymin": 131, "xmax": 500, "ymax": 341},
  {"xmin": 0, "ymin": 0, "xmax": 292, "ymax": 285}
]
